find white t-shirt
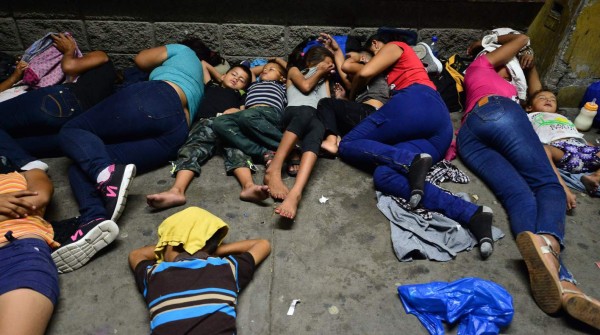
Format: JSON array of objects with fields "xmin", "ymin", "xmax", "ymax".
[{"xmin": 528, "ymin": 112, "xmax": 585, "ymax": 144}]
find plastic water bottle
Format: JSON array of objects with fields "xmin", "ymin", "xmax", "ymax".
[
  {"xmin": 430, "ymin": 35, "xmax": 439, "ymax": 58},
  {"xmin": 574, "ymin": 98, "xmax": 598, "ymax": 131}
]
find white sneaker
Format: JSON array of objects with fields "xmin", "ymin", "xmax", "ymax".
[
  {"xmin": 51, "ymin": 219, "xmax": 119, "ymax": 273},
  {"xmin": 414, "ymin": 42, "xmax": 443, "ymax": 74}
]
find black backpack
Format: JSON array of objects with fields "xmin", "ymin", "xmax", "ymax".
[{"xmin": 430, "ymin": 54, "xmax": 471, "ymax": 113}]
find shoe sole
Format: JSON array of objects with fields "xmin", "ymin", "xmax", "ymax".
[
  {"xmin": 109, "ymin": 164, "xmax": 137, "ymax": 222},
  {"xmin": 416, "ymin": 42, "xmax": 443, "ymax": 74},
  {"xmin": 515, "ymin": 231, "xmax": 562, "ymax": 314},
  {"xmin": 563, "ymin": 293, "xmax": 600, "ymax": 329},
  {"xmin": 51, "ymin": 220, "xmax": 119, "ymax": 273}
]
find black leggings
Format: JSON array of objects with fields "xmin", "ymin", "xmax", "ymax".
[
  {"xmin": 316, "ymin": 98, "xmax": 376, "ymax": 137},
  {"xmin": 282, "ymin": 106, "xmax": 325, "ymax": 154}
]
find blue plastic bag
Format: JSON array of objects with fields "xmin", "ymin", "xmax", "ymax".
[{"xmin": 398, "ymin": 277, "xmax": 514, "ymax": 335}]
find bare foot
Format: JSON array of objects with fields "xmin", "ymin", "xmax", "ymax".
[
  {"xmin": 320, "ymin": 135, "xmax": 339, "ymax": 156},
  {"xmin": 275, "ymin": 191, "xmax": 301, "ymax": 219},
  {"xmin": 239, "ymin": 184, "xmax": 269, "ymax": 203},
  {"xmin": 146, "ymin": 188, "xmax": 186, "ymax": 209},
  {"xmin": 581, "ymin": 174, "xmax": 600, "ymax": 195},
  {"xmin": 264, "ymin": 167, "xmax": 289, "ymax": 200},
  {"xmin": 565, "ymin": 188, "xmax": 577, "ymax": 210}
]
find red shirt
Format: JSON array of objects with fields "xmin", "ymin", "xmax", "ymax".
[{"xmin": 386, "ymin": 41, "xmax": 436, "ymax": 91}]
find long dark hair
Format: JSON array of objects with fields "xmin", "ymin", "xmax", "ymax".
[
  {"xmin": 364, "ymin": 31, "xmax": 408, "ymax": 49},
  {"xmin": 303, "ymin": 46, "xmax": 334, "ymax": 68},
  {"xmin": 179, "ymin": 36, "xmax": 225, "ymax": 66}
]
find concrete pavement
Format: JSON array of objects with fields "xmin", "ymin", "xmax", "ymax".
[{"xmin": 44, "ymin": 113, "xmax": 600, "ymax": 335}]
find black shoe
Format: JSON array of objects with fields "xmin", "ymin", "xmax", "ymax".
[
  {"xmin": 50, "ymin": 217, "xmax": 82, "ymax": 245},
  {"xmin": 97, "ymin": 164, "xmax": 136, "ymax": 222},
  {"xmin": 408, "ymin": 153, "xmax": 433, "ymax": 208},
  {"xmin": 51, "ymin": 218, "xmax": 119, "ymax": 273}
]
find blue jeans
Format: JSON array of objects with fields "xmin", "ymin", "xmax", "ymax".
[
  {"xmin": 0, "ymin": 85, "xmax": 83, "ymax": 167},
  {"xmin": 457, "ymin": 96, "xmax": 573, "ymax": 282},
  {"xmin": 60, "ymin": 81, "xmax": 189, "ymax": 222},
  {"xmin": 339, "ymin": 83, "xmax": 478, "ymax": 224}
]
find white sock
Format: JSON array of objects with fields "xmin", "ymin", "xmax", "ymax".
[
  {"xmin": 21, "ymin": 160, "xmax": 49, "ymax": 172},
  {"xmin": 96, "ymin": 166, "xmax": 112, "ymax": 184}
]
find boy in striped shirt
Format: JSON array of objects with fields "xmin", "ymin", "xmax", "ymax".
[{"xmin": 129, "ymin": 207, "xmax": 270, "ymax": 335}]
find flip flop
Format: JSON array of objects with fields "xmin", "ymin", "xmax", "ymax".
[
  {"xmin": 562, "ymin": 289, "xmax": 600, "ymax": 329},
  {"xmin": 263, "ymin": 151, "xmax": 276, "ymax": 168},
  {"xmin": 516, "ymin": 231, "xmax": 563, "ymax": 314}
]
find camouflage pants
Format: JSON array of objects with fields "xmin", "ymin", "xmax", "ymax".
[{"xmin": 170, "ymin": 118, "xmax": 253, "ymax": 177}]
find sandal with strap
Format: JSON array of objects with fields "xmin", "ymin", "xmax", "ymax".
[
  {"xmin": 562, "ymin": 289, "xmax": 600, "ymax": 329},
  {"xmin": 263, "ymin": 151, "xmax": 276, "ymax": 169},
  {"xmin": 516, "ymin": 231, "xmax": 563, "ymax": 314}
]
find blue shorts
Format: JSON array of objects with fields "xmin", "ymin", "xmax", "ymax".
[{"xmin": 0, "ymin": 238, "xmax": 59, "ymax": 305}]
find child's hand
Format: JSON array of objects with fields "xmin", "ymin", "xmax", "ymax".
[
  {"xmin": 318, "ymin": 33, "xmax": 339, "ymax": 52},
  {"xmin": 10, "ymin": 60, "xmax": 28, "ymax": 80},
  {"xmin": 51, "ymin": 33, "xmax": 77, "ymax": 55},
  {"xmin": 0, "ymin": 190, "xmax": 38, "ymax": 220},
  {"xmin": 223, "ymin": 108, "xmax": 241, "ymax": 115},
  {"xmin": 317, "ymin": 60, "xmax": 335, "ymax": 74}
]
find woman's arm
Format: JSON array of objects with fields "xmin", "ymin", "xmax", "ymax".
[
  {"xmin": 484, "ymin": 34, "xmax": 530, "ymax": 69},
  {"xmin": 52, "ymin": 33, "xmax": 109, "ymax": 76},
  {"xmin": 0, "ymin": 60, "xmax": 27, "ymax": 93},
  {"xmin": 287, "ymin": 61, "xmax": 334, "ymax": 94},
  {"xmin": 134, "ymin": 46, "xmax": 168, "ymax": 72},
  {"xmin": 525, "ymin": 65, "xmax": 542, "ymax": 97},
  {"xmin": 349, "ymin": 43, "xmax": 401, "ymax": 100}
]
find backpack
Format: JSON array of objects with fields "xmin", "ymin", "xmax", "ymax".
[{"xmin": 430, "ymin": 54, "xmax": 471, "ymax": 113}]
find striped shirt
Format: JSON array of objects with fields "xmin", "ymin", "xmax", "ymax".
[
  {"xmin": 0, "ymin": 172, "xmax": 57, "ymax": 247},
  {"xmin": 135, "ymin": 252, "xmax": 255, "ymax": 334},
  {"xmin": 244, "ymin": 80, "xmax": 287, "ymax": 114}
]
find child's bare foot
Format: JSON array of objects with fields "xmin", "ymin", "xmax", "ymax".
[
  {"xmin": 565, "ymin": 188, "xmax": 577, "ymax": 210},
  {"xmin": 264, "ymin": 168, "xmax": 289, "ymax": 200},
  {"xmin": 146, "ymin": 188, "xmax": 186, "ymax": 209},
  {"xmin": 240, "ymin": 184, "xmax": 269, "ymax": 203},
  {"xmin": 275, "ymin": 191, "xmax": 301, "ymax": 219},
  {"xmin": 320, "ymin": 135, "xmax": 339, "ymax": 156},
  {"xmin": 581, "ymin": 174, "xmax": 600, "ymax": 195}
]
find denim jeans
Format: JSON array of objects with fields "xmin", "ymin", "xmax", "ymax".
[
  {"xmin": 457, "ymin": 95, "xmax": 573, "ymax": 282},
  {"xmin": 60, "ymin": 81, "xmax": 189, "ymax": 222},
  {"xmin": 60, "ymin": 81, "xmax": 189, "ymax": 178},
  {"xmin": 0, "ymin": 85, "xmax": 83, "ymax": 167},
  {"xmin": 339, "ymin": 84, "xmax": 478, "ymax": 224}
]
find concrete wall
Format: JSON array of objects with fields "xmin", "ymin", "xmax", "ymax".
[
  {"xmin": 8, "ymin": 0, "xmax": 599, "ymax": 107},
  {"xmin": 529, "ymin": 0, "xmax": 600, "ymax": 107},
  {"xmin": 0, "ymin": 0, "xmax": 545, "ymax": 67}
]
